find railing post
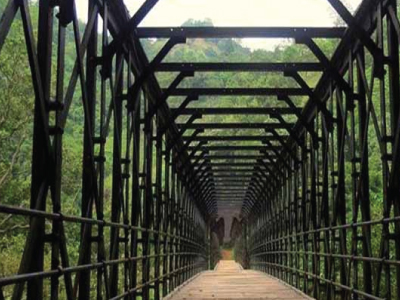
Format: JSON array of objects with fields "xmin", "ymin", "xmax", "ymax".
[
  {"xmin": 243, "ymin": 220, "xmax": 250, "ymax": 269},
  {"xmin": 208, "ymin": 220, "xmax": 213, "ymax": 270}
]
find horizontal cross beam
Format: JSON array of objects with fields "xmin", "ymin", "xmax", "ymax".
[
  {"xmin": 214, "ymin": 183, "xmax": 251, "ymax": 186},
  {"xmin": 214, "ymin": 191, "xmax": 249, "ymax": 194},
  {"xmin": 210, "ymin": 168, "xmax": 258, "ymax": 173},
  {"xmin": 177, "ymin": 123, "xmax": 293, "ymax": 129},
  {"xmin": 182, "ymin": 135, "xmax": 289, "ymax": 142},
  {"xmin": 213, "ymin": 188, "xmax": 252, "ymax": 191},
  {"xmin": 172, "ymin": 107, "xmax": 301, "ymax": 115},
  {"xmin": 155, "ymin": 62, "xmax": 324, "ymax": 72},
  {"xmin": 216, "ymin": 197, "xmax": 251, "ymax": 200},
  {"xmin": 216, "ymin": 200, "xmax": 248, "ymax": 202},
  {"xmin": 192, "ymin": 155, "xmax": 276, "ymax": 160},
  {"xmin": 135, "ymin": 27, "xmax": 347, "ymax": 38},
  {"xmin": 165, "ymin": 88, "xmax": 309, "ymax": 96},
  {"xmin": 187, "ymin": 145, "xmax": 281, "ymax": 151},
  {"xmin": 210, "ymin": 175, "xmax": 257, "ymax": 179},
  {"xmin": 197, "ymin": 162, "xmax": 262, "ymax": 167}
]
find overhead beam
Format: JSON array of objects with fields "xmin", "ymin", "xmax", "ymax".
[
  {"xmin": 165, "ymin": 88, "xmax": 309, "ymax": 96},
  {"xmin": 211, "ymin": 175, "xmax": 256, "ymax": 179},
  {"xmin": 212, "ymin": 176, "xmax": 256, "ymax": 179},
  {"xmin": 214, "ymin": 183, "xmax": 251, "ymax": 186},
  {"xmin": 155, "ymin": 62, "xmax": 324, "ymax": 72},
  {"xmin": 177, "ymin": 123, "xmax": 293, "ymax": 129},
  {"xmin": 187, "ymin": 145, "xmax": 281, "ymax": 151},
  {"xmin": 214, "ymin": 189, "xmax": 250, "ymax": 192},
  {"xmin": 215, "ymin": 196, "xmax": 249, "ymax": 199},
  {"xmin": 216, "ymin": 199, "xmax": 247, "ymax": 202},
  {"xmin": 135, "ymin": 27, "xmax": 347, "ymax": 38},
  {"xmin": 192, "ymin": 155, "xmax": 271, "ymax": 160},
  {"xmin": 172, "ymin": 107, "xmax": 301, "ymax": 115},
  {"xmin": 182, "ymin": 135, "xmax": 290, "ymax": 142},
  {"xmin": 193, "ymin": 155, "xmax": 276, "ymax": 161},
  {"xmin": 210, "ymin": 168, "xmax": 257, "ymax": 173},
  {"xmin": 215, "ymin": 194, "xmax": 254, "ymax": 198},
  {"xmin": 196, "ymin": 162, "xmax": 264, "ymax": 167},
  {"xmin": 215, "ymin": 195, "xmax": 247, "ymax": 198}
]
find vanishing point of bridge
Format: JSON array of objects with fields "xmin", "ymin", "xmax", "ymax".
[{"xmin": 1, "ymin": 0, "xmax": 400, "ymax": 299}]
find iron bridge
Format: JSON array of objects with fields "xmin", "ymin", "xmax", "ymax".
[{"xmin": 1, "ymin": 0, "xmax": 400, "ymax": 299}]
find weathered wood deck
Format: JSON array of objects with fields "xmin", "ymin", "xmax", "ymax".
[{"xmin": 166, "ymin": 260, "xmax": 313, "ymax": 300}]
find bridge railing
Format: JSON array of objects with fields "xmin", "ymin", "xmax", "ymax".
[
  {"xmin": 245, "ymin": 1, "xmax": 400, "ymax": 299},
  {"xmin": 0, "ymin": 0, "xmax": 212, "ymax": 299}
]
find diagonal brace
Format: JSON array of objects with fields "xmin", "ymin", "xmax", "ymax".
[
  {"xmin": 326, "ymin": 0, "xmax": 385, "ymax": 77},
  {"xmin": 284, "ymin": 71, "xmax": 334, "ymax": 131},
  {"xmin": 296, "ymin": 37, "xmax": 353, "ymax": 94},
  {"xmin": 158, "ymin": 95, "xmax": 199, "ymax": 137},
  {"xmin": 148, "ymin": 70, "xmax": 194, "ymax": 118}
]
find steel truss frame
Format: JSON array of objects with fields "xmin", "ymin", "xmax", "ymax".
[
  {"xmin": 0, "ymin": 1, "xmax": 209, "ymax": 300},
  {"xmin": 246, "ymin": 1, "xmax": 400, "ymax": 300}
]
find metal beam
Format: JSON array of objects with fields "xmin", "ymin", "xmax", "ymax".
[
  {"xmin": 182, "ymin": 135, "xmax": 289, "ymax": 142},
  {"xmin": 188, "ymin": 145, "xmax": 281, "ymax": 151},
  {"xmin": 173, "ymin": 107, "xmax": 301, "ymax": 116},
  {"xmin": 135, "ymin": 27, "xmax": 347, "ymax": 38},
  {"xmin": 196, "ymin": 162, "xmax": 264, "ymax": 167},
  {"xmin": 166, "ymin": 88, "xmax": 309, "ymax": 96},
  {"xmin": 155, "ymin": 62, "xmax": 324, "ymax": 72},
  {"xmin": 177, "ymin": 123, "xmax": 293, "ymax": 129},
  {"xmin": 192, "ymin": 155, "xmax": 274, "ymax": 160}
]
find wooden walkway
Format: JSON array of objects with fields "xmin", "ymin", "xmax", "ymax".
[{"xmin": 166, "ymin": 261, "xmax": 312, "ymax": 300}]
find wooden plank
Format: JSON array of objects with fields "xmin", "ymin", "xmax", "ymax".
[{"xmin": 166, "ymin": 261, "xmax": 313, "ymax": 300}]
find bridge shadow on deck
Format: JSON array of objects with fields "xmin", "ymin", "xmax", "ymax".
[{"xmin": 166, "ymin": 261, "xmax": 313, "ymax": 300}]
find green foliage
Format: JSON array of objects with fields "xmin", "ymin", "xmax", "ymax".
[
  {"xmin": 0, "ymin": 5, "xmax": 34, "ymax": 203},
  {"xmin": 0, "ymin": 0, "xmax": 391, "ymax": 295}
]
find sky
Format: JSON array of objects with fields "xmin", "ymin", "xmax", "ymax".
[{"xmin": 76, "ymin": 0, "xmax": 363, "ymax": 50}]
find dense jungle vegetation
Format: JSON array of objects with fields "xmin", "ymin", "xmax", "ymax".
[{"xmin": 0, "ymin": 0, "xmax": 394, "ymax": 298}]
